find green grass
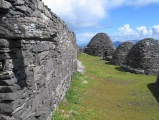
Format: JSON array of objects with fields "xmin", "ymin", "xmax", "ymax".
[{"xmin": 52, "ymin": 54, "xmax": 159, "ymax": 120}]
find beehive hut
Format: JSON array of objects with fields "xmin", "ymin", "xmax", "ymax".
[
  {"xmin": 84, "ymin": 33, "xmax": 115, "ymax": 60},
  {"xmin": 111, "ymin": 41, "xmax": 134, "ymax": 65},
  {"xmin": 122, "ymin": 38, "xmax": 159, "ymax": 75}
]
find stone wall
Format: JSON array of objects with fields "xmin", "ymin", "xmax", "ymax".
[{"xmin": 0, "ymin": 0, "xmax": 77, "ymax": 120}]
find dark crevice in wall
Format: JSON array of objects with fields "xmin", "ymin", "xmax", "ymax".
[{"xmin": 9, "ymin": 40, "xmax": 27, "ymax": 89}]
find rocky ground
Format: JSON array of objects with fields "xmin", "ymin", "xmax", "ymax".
[{"xmin": 77, "ymin": 60, "xmax": 85, "ymax": 74}]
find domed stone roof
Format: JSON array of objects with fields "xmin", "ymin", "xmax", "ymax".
[
  {"xmin": 84, "ymin": 33, "xmax": 115, "ymax": 60},
  {"xmin": 122, "ymin": 38, "xmax": 159, "ymax": 75},
  {"xmin": 111, "ymin": 41, "xmax": 134, "ymax": 66}
]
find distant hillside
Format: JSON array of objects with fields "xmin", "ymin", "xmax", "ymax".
[
  {"xmin": 113, "ymin": 41, "xmax": 123, "ymax": 48},
  {"xmin": 128, "ymin": 40, "xmax": 139, "ymax": 44},
  {"xmin": 113, "ymin": 40, "xmax": 139, "ymax": 48},
  {"xmin": 78, "ymin": 43, "xmax": 88, "ymax": 48},
  {"xmin": 78, "ymin": 40, "xmax": 139, "ymax": 48}
]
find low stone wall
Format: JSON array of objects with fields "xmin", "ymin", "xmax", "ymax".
[{"xmin": 0, "ymin": 0, "xmax": 77, "ymax": 120}]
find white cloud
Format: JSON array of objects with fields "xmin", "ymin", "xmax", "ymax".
[
  {"xmin": 43, "ymin": 0, "xmax": 159, "ymax": 31},
  {"xmin": 111, "ymin": 24, "xmax": 159, "ymax": 41},
  {"xmin": 42, "ymin": 0, "xmax": 159, "ymax": 45},
  {"xmin": 136, "ymin": 26, "xmax": 148, "ymax": 35},
  {"xmin": 119, "ymin": 24, "xmax": 134, "ymax": 35},
  {"xmin": 76, "ymin": 24, "xmax": 159, "ymax": 45},
  {"xmin": 43, "ymin": 0, "xmax": 106, "ymax": 30},
  {"xmin": 151, "ymin": 25, "xmax": 159, "ymax": 35},
  {"xmin": 76, "ymin": 32, "xmax": 96, "ymax": 45}
]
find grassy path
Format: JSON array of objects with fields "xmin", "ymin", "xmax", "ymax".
[{"xmin": 53, "ymin": 54, "xmax": 159, "ymax": 120}]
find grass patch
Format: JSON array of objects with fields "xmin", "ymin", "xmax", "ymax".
[{"xmin": 53, "ymin": 54, "xmax": 159, "ymax": 120}]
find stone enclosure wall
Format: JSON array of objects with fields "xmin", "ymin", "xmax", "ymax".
[{"xmin": 0, "ymin": 0, "xmax": 77, "ymax": 120}]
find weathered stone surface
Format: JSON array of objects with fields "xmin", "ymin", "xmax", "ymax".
[
  {"xmin": 0, "ymin": 114, "xmax": 16, "ymax": 120},
  {"xmin": 111, "ymin": 41, "xmax": 134, "ymax": 66},
  {"xmin": 122, "ymin": 38, "xmax": 159, "ymax": 75},
  {"xmin": 0, "ymin": 0, "xmax": 12, "ymax": 11},
  {"xmin": 84, "ymin": 33, "xmax": 115, "ymax": 60},
  {"xmin": 0, "ymin": 0, "xmax": 59, "ymax": 39},
  {"xmin": 0, "ymin": 71, "xmax": 14, "ymax": 80},
  {"xmin": 0, "ymin": 62, "xmax": 3, "ymax": 71},
  {"xmin": 0, "ymin": 90, "xmax": 23, "ymax": 102},
  {"xmin": 0, "ymin": 78, "xmax": 17, "ymax": 86},
  {"xmin": 0, "ymin": 39, "xmax": 9, "ymax": 48},
  {"xmin": 14, "ymin": 0, "xmax": 25, "ymax": 6},
  {"xmin": 0, "ymin": 0, "xmax": 77, "ymax": 120},
  {"xmin": 0, "ymin": 99, "xmax": 20, "ymax": 113},
  {"xmin": 0, "ymin": 85, "xmax": 20, "ymax": 93}
]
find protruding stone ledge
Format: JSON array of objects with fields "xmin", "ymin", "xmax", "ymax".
[
  {"xmin": 0, "ymin": 0, "xmax": 12, "ymax": 12},
  {"xmin": 0, "ymin": 71, "xmax": 14, "ymax": 80},
  {"xmin": 0, "ymin": 78, "xmax": 18, "ymax": 86},
  {"xmin": 0, "ymin": 85, "xmax": 20, "ymax": 93}
]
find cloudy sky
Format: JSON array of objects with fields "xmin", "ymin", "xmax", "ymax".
[{"xmin": 43, "ymin": 0, "xmax": 159, "ymax": 46}]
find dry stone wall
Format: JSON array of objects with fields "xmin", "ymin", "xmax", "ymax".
[{"xmin": 0, "ymin": 0, "xmax": 77, "ymax": 120}]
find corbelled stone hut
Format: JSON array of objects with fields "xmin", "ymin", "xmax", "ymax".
[
  {"xmin": 84, "ymin": 33, "xmax": 115, "ymax": 60},
  {"xmin": 111, "ymin": 41, "xmax": 134, "ymax": 66},
  {"xmin": 122, "ymin": 38, "xmax": 159, "ymax": 75}
]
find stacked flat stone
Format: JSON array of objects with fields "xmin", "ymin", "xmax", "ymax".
[
  {"xmin": 84, "ymin": 33, "xmax": 115, "ymax": 60},
  {"xmin": 0, "ymin": 0, "xmax": 77, "ymax": 120},
  {"xmin": 122, "ymin": 38, "xmax": 159, "ymax": 75},
  {"xmin": 111, "ymin": 41, "xmax": 134, "ymax": 66}
]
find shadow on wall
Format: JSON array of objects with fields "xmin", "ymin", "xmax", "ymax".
[
  {"xmin": 8, "ymin": 39, "xmax": 27, "ymax": 88},
  {"xmin": 147, "ymin": 83, "xmax": 159, "ymax": 104}
]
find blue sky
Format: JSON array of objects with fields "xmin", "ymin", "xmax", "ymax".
[{"xmin": 43, "ymin": 0, "xmax": 159, "ymax": 46}]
